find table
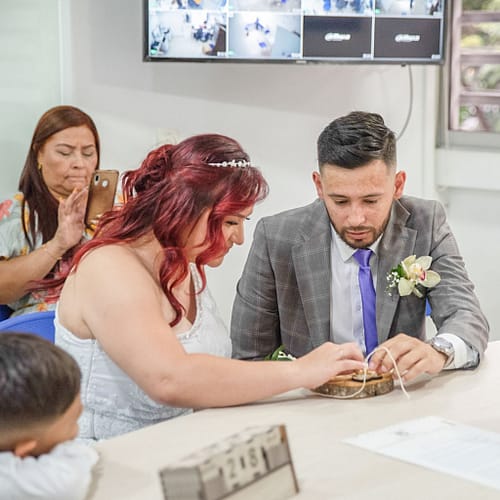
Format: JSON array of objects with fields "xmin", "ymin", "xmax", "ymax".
[{"xmin": 89, "ymin": 341, "xmax": 500, "ymax": 499}]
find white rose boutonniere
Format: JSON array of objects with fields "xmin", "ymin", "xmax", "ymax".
[{"xmin": 386, "ymin": 255, "xmax": 441, "ymax": 298}]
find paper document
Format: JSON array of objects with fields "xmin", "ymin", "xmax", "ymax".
[{"xmin": 344, "ymin": 416, "xmax": 500, "ymax": 491}]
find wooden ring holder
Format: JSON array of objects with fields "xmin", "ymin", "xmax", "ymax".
[{"xmin": 312, "ymin": 370, "xmax": 394, "ymax": 399}]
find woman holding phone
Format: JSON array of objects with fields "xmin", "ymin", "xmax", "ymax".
[
  {"xmin": 53, "ymin": 133, "xmax": 365, "ymax": 440},
  {"xmin": 0, "ymin": 105, "xmax": 100, "ymax": 317}
]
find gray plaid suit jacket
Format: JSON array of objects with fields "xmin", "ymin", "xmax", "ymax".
[{"xmin": 231, "ymin": 196, "xmax": 489, "ymax": 361}]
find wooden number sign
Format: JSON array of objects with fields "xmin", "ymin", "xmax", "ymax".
[{"xmin": 159, "ymin": 424, "xmax": 299, "ymax": 500}]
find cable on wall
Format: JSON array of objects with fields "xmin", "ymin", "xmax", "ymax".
[{"xmin": 396, "ymin": 65, "xmax": 414, "ymax": 142}]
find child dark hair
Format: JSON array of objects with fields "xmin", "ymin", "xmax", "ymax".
[{"xmin": 0, "ymin": 333, "xmax": 81, "ymax": 434}]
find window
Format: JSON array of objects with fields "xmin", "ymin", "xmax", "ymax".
[{"xmin": 449, "ymin": 0, "xmax": 500, "ymax": 134}]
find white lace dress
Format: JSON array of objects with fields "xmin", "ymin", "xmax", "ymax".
[{"xmin": 55, "ymin": 266, "xmax": 231, "ymax": 441}]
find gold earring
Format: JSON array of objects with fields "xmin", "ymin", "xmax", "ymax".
[{"xmin": 37, "ymin": 163, "xmax": 43, "ymax": 172}]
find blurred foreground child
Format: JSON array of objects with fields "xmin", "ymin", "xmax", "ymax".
[{"xmin": 0, "ymin": 333, "xmax": 98, "ymax": 500}]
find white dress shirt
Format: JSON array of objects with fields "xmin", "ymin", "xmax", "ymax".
[{"xmin": 329, "ymin": 226, "xmax": 381, "ymax": 355}]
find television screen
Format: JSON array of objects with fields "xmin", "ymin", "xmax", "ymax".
[{"xmin": 144, "ymin": 0, "xmax": 446, "ymax": 64}]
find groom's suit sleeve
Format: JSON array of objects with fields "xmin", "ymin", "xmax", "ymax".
[{"xmin": 231, "ymin": 218, "xmax": 282, "ymax": 360}]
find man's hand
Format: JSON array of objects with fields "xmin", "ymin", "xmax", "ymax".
[{"xmin": 368, "ymin": 333, "xmax": 447, "ymax": 382}]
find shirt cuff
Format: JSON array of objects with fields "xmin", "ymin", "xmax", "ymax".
[{"xmin": 437, "ymin": 333, "xmax": 478, "ymax": 370}]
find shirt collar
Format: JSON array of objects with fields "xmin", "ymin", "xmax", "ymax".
[{"xmin": 330, "ymin": 224, "xmax": 382, "ymax": 263}]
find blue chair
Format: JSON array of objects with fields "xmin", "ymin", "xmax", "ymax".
[{"xmin": 0, "ymin": 310, "xmax": 55, "ymax": 342}]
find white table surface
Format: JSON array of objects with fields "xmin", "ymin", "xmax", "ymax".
[{"xmin": 89, "ymin": 341, "xmax": 500, "ymax": 500}]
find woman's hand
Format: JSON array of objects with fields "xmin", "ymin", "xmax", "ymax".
[
  {"xmin": 295, "ymin": 342, "xmax": 366, "ymax": 389},
  {"xmin": 49, "ymin": 187, "xmax": 89, "ymax": 256}
]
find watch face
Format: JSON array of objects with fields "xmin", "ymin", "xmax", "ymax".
[
  {"xmin": 431, "ymin": 337, "xmax": 454, "ymax": 357},
  {"xmin": 432, "ymin": 337, "xmax": 451, "ymax": 350}
]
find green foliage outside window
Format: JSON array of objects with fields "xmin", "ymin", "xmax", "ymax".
[
  {"xmin": 463, "ymin": 0, "xmax": 500, "ymax": 10},
  {"xmin": 462, "ymin": 23, "xmax": 500, "ymax": 48},
  {"xmin": 453, "ymin": 0, "xmax": 500, "ymax": 132}
]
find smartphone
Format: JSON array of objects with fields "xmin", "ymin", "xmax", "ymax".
[{"xmin": 85, "ymin": 169, "xmax": 119, "ymax": 226}]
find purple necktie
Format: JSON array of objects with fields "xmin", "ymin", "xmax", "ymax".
[{"xmin": 353, "ymin": 248, "xmax": 378, "ymax": 355}]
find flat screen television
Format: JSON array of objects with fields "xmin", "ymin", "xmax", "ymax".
[{"xmin": 144, "ymin": 0, "xmax": 446, "ymax": 64}]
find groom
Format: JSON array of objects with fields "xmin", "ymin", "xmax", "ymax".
[{"xmin": 230, "ymin": 111, "xmax": 489, "ymax": 381}]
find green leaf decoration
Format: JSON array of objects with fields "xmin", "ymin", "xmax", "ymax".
[{"xmin": 264, "ymin": 345, "xmax": 295, "ymax": 361}]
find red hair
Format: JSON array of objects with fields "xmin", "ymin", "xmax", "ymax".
[{"xmin": 71, "ymin": 134, "xmax": 268, "ymax": 325}]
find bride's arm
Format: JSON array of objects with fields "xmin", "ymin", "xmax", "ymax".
[{"xmin": 66, "ymin": 246, "xmax": 364, "ymax": 408}]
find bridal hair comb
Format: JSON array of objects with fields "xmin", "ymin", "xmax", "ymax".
[{"xmin": 208, "ymin": 159, "xmax": 252, "ymax": 168}]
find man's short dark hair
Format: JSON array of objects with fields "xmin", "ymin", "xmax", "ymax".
[
  {"xmin": 0, "ymin": 333, "xmax": 81, "ymax": 430},
  {"xmin": 317, "ymin": 111, "xmax": 396, "ymax": 170}
]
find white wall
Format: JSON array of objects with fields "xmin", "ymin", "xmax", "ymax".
[
  {"xmin": 0, "ymin": 0, "xmax": 61, "ymax": 197},
  {"xmin": 435, "ymin": 149, "xmax": 500, "ymax": 339},
  {"xmin": 2, "ymin": 0, "xmax": 499, "ymax": 340},
  {"xmin": 439, "ymin": 187, "xmax": 498, "ymax": 337}
]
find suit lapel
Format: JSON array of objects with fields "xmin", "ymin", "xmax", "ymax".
[
  {"xmin": 292, "ymin": 200, "xmax": 331, "ymax": 348},
  {"xmin": 376, "ymin": 199, "xmax": 416, "ymax": 342}
]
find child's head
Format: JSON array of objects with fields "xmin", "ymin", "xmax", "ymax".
[{"xmin": 0, "ymin": 333, "xmax": 82, "ymax": 457}]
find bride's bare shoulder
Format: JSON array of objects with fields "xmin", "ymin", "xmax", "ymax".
[{"xmin": 77, "ymin": 243, "xmax": 150, "ymax": 276}]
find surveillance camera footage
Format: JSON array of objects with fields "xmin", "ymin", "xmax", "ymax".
[{"xmin": 146, "ymin": 0, "xmax": 445, "ymax": 63}]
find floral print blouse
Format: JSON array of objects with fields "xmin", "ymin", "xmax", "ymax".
[{"xmin": 0, "ymin": 193, "xmax": 92, "ymax": 317}]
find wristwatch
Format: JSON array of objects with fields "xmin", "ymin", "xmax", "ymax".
[{"xmin": 428, "ymin": 336, "xmax": 455, "ymax": 368}]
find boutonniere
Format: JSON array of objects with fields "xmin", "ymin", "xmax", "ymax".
[{"xmin": 386, "ymin": 255, "xmax": 441, "ymax": 298}]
